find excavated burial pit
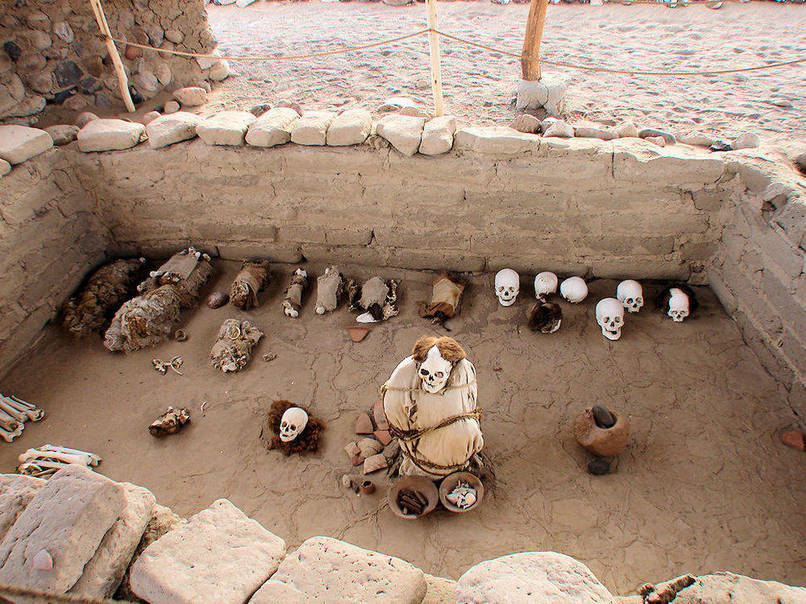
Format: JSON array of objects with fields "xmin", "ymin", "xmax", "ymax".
[{"xmin": 0, "ymin": 260, "xmax": 803, "ymax": 595}]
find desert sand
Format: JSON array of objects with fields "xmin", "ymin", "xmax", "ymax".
[
  {"xmin": 206, "ymin": 2, "xmax": 806, "ymax": 148},
  {"xmin": 0, "ymin": 261, "xmax": 804, "ymax": 594}
]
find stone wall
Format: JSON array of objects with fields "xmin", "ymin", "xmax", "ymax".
[
  {"xmin": 0, "ymin": 0, "xmax": 220, "ymax": 120},
  {"xmin": 0, "ymin": 120, "xmax": 803, "ymax": 414}
]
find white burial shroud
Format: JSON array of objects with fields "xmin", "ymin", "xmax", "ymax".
[{"xmin": 383, "ymin": 356, "xmax": 483, "ymax": 478}]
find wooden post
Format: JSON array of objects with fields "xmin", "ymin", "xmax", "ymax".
[
  {"xmin": 88, "ymin": 0, "xmax": 136, "ymax": 113},
  {"xmin": 425, "ymin": 0, "xmax": 445, "ymax": 117},
  {"xmin": 521, "ymin": 0, "xmax": 549, "ymax": 81}
]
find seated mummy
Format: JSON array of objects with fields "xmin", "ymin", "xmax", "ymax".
[
  {"xmin": 383, "ymin": 336, "xmax": 483, "ymax": 479},
  {"xmin": 347, "ymin": 277, "xmax": 399, "ymax": 323},
  {"xmin": 210, "ymin": 318, "xmax": 263, "ymax": 373},
  {"xmin": 230, "ymin": 260, "xmax": 271, "ymax": 310},
  {"xmin": 315, "ymin": 266, "xmax": 344, "ymax": 315},
  {"xmin": 417, "ymin": 274, "xmax": 466, "ymax": 326},
  {"xmin": 282, "ymin": 268, "xmax": 308, "ymax": 318}
]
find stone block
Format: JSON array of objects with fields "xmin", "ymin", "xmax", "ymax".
[
  {"xmin": 197, "ymin": 111, "xmax": 256, "ymax": 146},
  {"xmin": 673, "ymin": 572, "xmax": 806, "ymax": 603},
  {"xmin": 44, "ymin": 125, "xmax": 79, "ymax": 146},
  {"xmin": 375, "ymin": 114, "xmax": 425, "ymax": 156},
  {"xmin": 129, "ymin": 498, "xmax": 286, "ymax": 604},
  {"xmin": 77, "ymin": 119, "xmax": 145, "ymax": 152},
  {"xmin": 246, "ymin": 107, "xmax": 299, "ymax": 148},
  {"xmin": 290, "ymin": 111, "xmax": 336, "ymax": 146},
  {"xmin": 0, "ymin": 474, "xmax": 46, "ymax": 542},
  {"xmin": 173, "ymin": 86, "xmax": 207, "ymax": 107},
  {"xmin": 419, "ymin": 115, "xmax": 456, "ymax": 155},
  {"xmin": 515, "ymin": 74, "xmax": 567, "ymax": 114},
  {"xmin": 454, "ymin": 127, "xmax": 540, "ymax": 156},
  {"xmin": 327, "ymin": 108, "xmax": 372, "ymax": 146},
  {"xmin": 613, "ymin": 139, "xmax": 725, "ymax": 186},
  {"xmin": 456, "ymin": 552, "xmax": 616, "ymax": 604},
  {"xmin": 249, "ymin": 536, "xmax": 426, "ymax": 604},
  {"xmin": 0, "ymin": 125, "xmax": 53, "ymax": 164},
  {"xmin": 147, "ymin": 112, "xmax": 202, "ymax": 149},
  {"xmin": 0, "ymin": 159, "xmax": 9, "ymax": 177},
  {"xmin": 69, "ymin": 482, "xmax": 156, "ymax": 599},
  {"xmin": 0, "ymin": 466, "xmax": 126, "ymax": 594}
]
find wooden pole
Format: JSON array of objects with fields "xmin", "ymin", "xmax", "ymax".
[
  {"xmin": 521, "ymin": 0, "xmax": 549, "ymax": 81},
  {"xmin": 425, "ymin": 0, "xmax": 445, "ymax": 117},
  {"xmin": 88, "ymin": 0, "xmax": 136, "ymax": 113}
]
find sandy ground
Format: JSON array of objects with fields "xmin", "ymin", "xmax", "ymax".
[
  {"xmin": 204, "ymin": 2, "xmax": 806, "ymax": 148},
  {"xmin": 0, "ymin": 261, "xmax": 804, "ymax": 594}
]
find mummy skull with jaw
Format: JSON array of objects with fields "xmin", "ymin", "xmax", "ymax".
[
  {"xmin": 494, "ymin": 269, "xmax": 519, "ymax": 307},
  {"xmin": 418, "ymin": 346, "xmax": 452, "ymax": 393},
  {"xmin": 596, "ymin": 298, "xmax": 625, "ymax": 341},
  {"xmin": 668, "ymin": 288, "xmax": 690, "ymax": 322},
  {"xmin": 279, "ymin": 407, "xmax": 308, "ymax": 442},
  {"xmin": 534, "ymin": 272, "xmax": 558, "ymax": 300},
  {"xmin": 617, "ymin": 280, "xmax": 644, "ymax": 313}
]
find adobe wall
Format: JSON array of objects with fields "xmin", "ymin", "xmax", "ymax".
[
  {"xmin": 0, "ymin": 0, "xmax": 219, "ymax": 120},
  {"xmin": 0, "ymin": 131, "xmax": 803, "ymax": 415}
]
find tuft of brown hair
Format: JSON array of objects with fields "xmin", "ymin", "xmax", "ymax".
[
  {"xmin": 263, "ymin": 400, "xmax": 324, "ymax": 456},
  {"xmin": 411, "ymin": 336, "xmax": 466, "ymax": 363}
]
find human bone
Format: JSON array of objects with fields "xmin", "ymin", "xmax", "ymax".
[
  {"xmin": 560, "ymin": 276, "xmax": 588, "ymax": 303},
  {"xmin": 668, "ymin": 287, "xmax": 690, "ymax": 322},
  {"xmin": 315, "ymin": 266, "xmax": 344, "ymax": 315},
  {"xmin": 419, "ymin": 345, "xmax": 453, "ymax": 393},
  {"xmin": 494, "ymin": 269, "xmax": 520, "ymax": 306},
  {"xmin": 446, "ymin": 482, "xmax": 477, "ymax": 509},
  {"xmin": 534, "ymin": 271, "xmax": 558, "ymax": 300},
  {"xmin": 279, "ymin": 407, "xmax": 309, "ymax": 442},
  {"xmin": 616, "ymin": 280, "xmax": 644, "ymax": 313},
  {"xmin": 282, "ymin": 268, "xmax": 308, "ymax": 318},
  {"xmin": 595, "ymin": 298, "xmax": 625, "ymax": 341}
]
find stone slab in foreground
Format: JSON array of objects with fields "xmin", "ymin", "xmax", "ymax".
[
  {"xmin": 674, "ymin": 572, "xmax": 806, "ymax": 603},
  {"xmin": 454, "ymin": 126, "xmax": 540, "ymax": 156},
  {"xmin": 130, "ymin": 498, "xmax": 286, "ymax": 604},
  {"xmin": 77, "ymin": 119, "xmax": 145, "ymax": 152},
  {"xmin": 0, "ymin": 474, "xmax": 46, "ymax": 542},
  {"xmin": 249, "ymin": 536, "xmax": 427, "ymax": 603},
  {"xmin": 456, "ymin": 551, "xmax": 616, "ymax": 604},
  {"xmin": 0, "ymin": 125, "xmax": 53, "ymax": 164}
]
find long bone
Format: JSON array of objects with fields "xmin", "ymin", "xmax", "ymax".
[
  {"xmin": 39, "ymin": 444, "xmax": 101, "ymax": 465},
  {"xmin": 0, "ymin": 408, "xmax": 20, "ymax": 432},
  {"xmin": 0, "ymin": 423, "xmax": 23, "ymax": 443},
  {"xmin": 9, "ymin": 394, "xmax": 36, "ymax": 410},
  {"xmin": 18, "ymin": 459, "xmax": 70, "ymax": 475},
  {"xmin": 18, "ymin": 448, "xmax": 95, "ymax": 466},
  {"xmin": 3, "ymin": 395, "xmax": 44, "ymax": 421},
  {"xmin": 0, "ymin": 399, "xmax": 26, "ymax": 423}
]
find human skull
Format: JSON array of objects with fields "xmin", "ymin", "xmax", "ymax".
[
  {"xmin": 668, "ymin": 288, "xmax": 690, "ymax": 322},
  {"xmin": 534, "ymin": 271, "xmax": 558, "ymax": 299},
  {"xmin": 560, "ymin": 277, "xmax": 588, "ymax": 303},
  {"xmin": 595, "ymin": 298, "xmax": 625, "ymax": 341},
  {"xmin": 279, "ymin": 407, "xmax": 309, "ymax": 442},
  {"xmin": 494, "ymin": 269, "xmax": 520, "ymax": 306},
  {"xmin": 616, "ymin": 280, "xmax": 644, "ymax": 313},
  {"xmin": 418, "ymin": 345, "xmax": 452, "ymax": 393}
]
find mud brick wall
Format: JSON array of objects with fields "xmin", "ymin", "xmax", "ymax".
[
  {"xmin": 0, "ymin": 151, "xmax": 111, "ymax": 372},
  {"xmin": 0, "ymin": 0, "xmax": 218, "ymax": 120}
]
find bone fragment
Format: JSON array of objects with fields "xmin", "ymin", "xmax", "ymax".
[
  {"xmin": 39, "ymin": 444, "xmax": 102, "ymax": 465},
  {"xmin": 18, "ymin": 448, "xmax": 95, "ymax": 466},
  {"xmin": 0, "ymin": 408, "xmax": 20, "ymax": 432},
  {"xmin": 0, "ymin": 398, "xmax": 27, "ymax": 423},
  {"xmin": 2, "ymin": 396, "xmax": 44, "ymax": 421}
]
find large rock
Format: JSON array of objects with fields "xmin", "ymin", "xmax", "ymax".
[
  {"xmin": 327, "ymin": 108, "xmax": 372, "ymax": 146},
  {"xmin": 454, "ymin": 126, "xmax": 540, "ymax": 155},
  {"xmin": 173, "ymin": 86, "xmax": 208, "ymax": 107},
  {"xmin": 246, "ymin": 107, "xmax": 299, "ymax": 147},
  {"xmin": 0, "ymin": 474, "xmax": 46, "ymax": 542},
  {"xmin": 0, "ymin": 466, "xmax": 126, "ymax": 594},
  {"xmin": 45, "ymin": 124, "xmax": 79, "ymax": 146},
  {"xmin": 77, "ymin": 119, "xmax": 145, "ymax": 152},
  {"xmin": 249, "ymin": 536, "xmax": 427, "ymax": 603},
  {"xmin": 69, "ymin": 482, "xmax": 155, "ymax": 599},
  {"xmin": 516, "ymin": 74, "xmax": 568, "ymax": 114},
  {"xmin": 419, "ymin": 115, "xmax": 456, "ymax": 155},
  {"xmin": 130, "ymin": 498, "xmax": 286, "ymax": 604},
  {"xmin": 456, "ymin": 552, "xmax": 616, "ymax": 604},
  {"xmin": 147, "ymin": 112, "xmax": 202, "ymax": 149},
  {"xmin": 0, "ymin": 159, "xmax": 9, "ymax": 177},
  {"xmin": 197, "ymin": 111, "xmax": 256, "ymax": 146},
  {"xmin": 376, "ymin": 114, "xmax": 425, "ymax": 156},
  {"xmin": 0, "ymin": 125, "xmax": 53, "ymax": 164},
  {"xmin": 673, "ymin": 572, "xmax": 806, "ymax": 603},
  {"xmin": 290, "ymin": 111, "xmax": 336, "ymax": 146}
]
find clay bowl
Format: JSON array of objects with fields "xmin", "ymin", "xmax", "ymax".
[
  {"xmin": 572, "ymin": 407, "xmax": 630, "ymax": 457},
  {"xmin": 438, "ymin": 472, "xmax": 484, "ymax": 513},
  {"xmin": 388, "ymin": 476, "xmax": 439, "ymax": 520}
]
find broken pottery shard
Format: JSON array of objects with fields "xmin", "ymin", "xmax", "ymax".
[
  {"xmin": 0, "ymin": 474, "xmax": 46, "ymax": 542},
  {"xmin": 781, "ymin": 430, "xmax": 805, "ymax": 451},
  {"xmin": 456, "ymin": 552, "xmax": 616, "ymax": 604},
  {"xmin": 373, "ymin": 400, "xmax": 388, "ymax": 430},
  {"xmin": 77, "ymin": 119, "xmax": 145, "ymax": 152},
  {"xmin": 248, "ymin": 536, "xmax": 426, "ymax": 603},
  {"xmin": 0, "ymin": 124, "xmax": 53, "ymax": 164},
  {"xmin": 347, "ymin": 326, "xmax": 369, "ymax": 342},
  {"xmin": 374, "ymin": 430, "xmax": 392, "ymax": 446},
  {"xmin": 0, "ymin": 465, "xmax": 126, "ymax": 594},
  {"xmin": 344, "ymin": 441, "xmax": 360, "ymax": 460},
  {"xmin": 69, "ymin": 482, "xmax": 156, "ymax": 599},
  {"xmin": 363, "ymin": 453, "xmax": 388, "ymax": 474},
  {"xmin": 130, "ymin": 499, "xmax": 286, "ymax": 604},
  {"xmin": 357, "ymin": 437, "xmax": 383, "ymax": 459},
  {"xmin": 354, "ymin": 412, "xmax": 374, "ymax": 435}
]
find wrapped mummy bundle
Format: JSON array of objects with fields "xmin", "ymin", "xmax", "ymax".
[
  {"xmin": 210, "ymin": 318, "xmax": 264, "ymax": 373},
  {"xmin": 347, "ymin": 276, "xmax": 400, "ymax": 322},
  {"xmin": 315, "ymin": 266, "xmax": 345, "ymax": 315},
  {"xmin": 283, "ymin": 269, "xmax": 308, "ymax": 318},
  {"xmin": 417, "ymin": 274, "xmax": 466, "ymax": 326},
  {"xmin": 104, "ymin": 248, "xmax": 213, "ymax": 352},
  {"xmin": 63, "ymin": 258, "xmax": 146, "ymax": 336},
  {"xmin": 230, "ymin": 260, "xmax": 271, "ymax": 310}
]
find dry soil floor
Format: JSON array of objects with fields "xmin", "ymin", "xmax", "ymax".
[{"xmin": 0, "ymin": 262, "xmax": 804, "ymax": 595}]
